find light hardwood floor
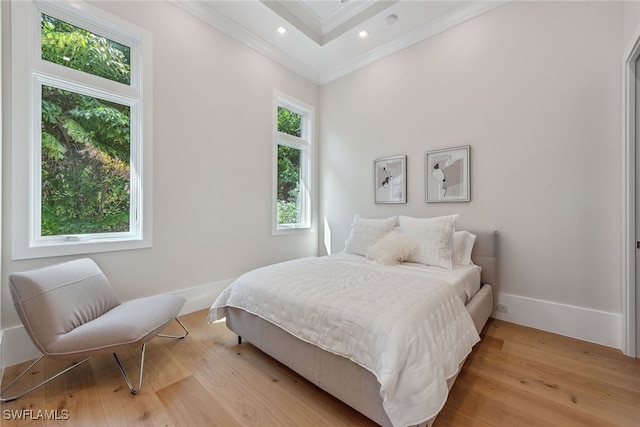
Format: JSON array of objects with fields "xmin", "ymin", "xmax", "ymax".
[{"xmin": 1, "ymin": 310, "xmax": 639, "ymax": 426}]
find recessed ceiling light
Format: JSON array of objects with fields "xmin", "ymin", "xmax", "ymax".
[
  {"xmin": 358, "ymin": 30, "xmax": 368, "ymax": 38},
  {"xmin": 277, "ymin": 26, "xmax": 287, "ymax": 34}
]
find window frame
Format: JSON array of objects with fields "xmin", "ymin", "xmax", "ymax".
[
  {"xmin": 272, "ymin": 91, "xmax": 314, "ymax": 235},
  {"xmin": 11, "ymin": 0, "xmax": 153, "ymax": 260}
]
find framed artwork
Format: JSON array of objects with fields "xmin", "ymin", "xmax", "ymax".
[
  {"xmin": 374, "ymin": 155, "xmax": 407, "ymax": 203},
  {"xmin": 425, "ymin": 145, "xmax": 470, "ymax": 202}
]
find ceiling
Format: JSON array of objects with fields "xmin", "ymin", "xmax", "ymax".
[{"xmin": 170, "ymin": 0, "xmax": 506, "ymax": 85}]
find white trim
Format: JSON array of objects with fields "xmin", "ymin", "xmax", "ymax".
[
  {"xmin": 31, "ymin": 74, "xmax": 143, "ymax": 246},
  {"xmin": 274, "ymin": 0, "xmax": 377, "ymax": 36},
  {"xmin": 0, "ymin": 332, "xmax": 4, "ymax": 381},
  {"xmin": 1, "ymin": 326, "xmax": 41, "ymax": 368},
  {"xmin": 1, "ymin": 288, "xmax": 623, "ymax": 366},
  {"xmin": 0, "ymin": 278, "xmax": 235, "ymax": 369},
  {"xmin": 11, "ymin": 0, "xmax": 154, "ymax": 260},
  {"xmin": 318, "ymin": 1, "xmax": 507, "ymax": 85},
  {"xmin": 263, "ymin": 0, "xmax": 391, "ymax": 45},
  {"xmin": 623, "ymin": 29, "xmax": 640, "ymax": 358},
  {"xmin": 272, "ymin": 90, "xmax": 315, "ymax": 235},
  {"xmin": 0, "ymin": 0, "xmax": 3, "ymax": 376},
  {"xmin": 169, "ymin": 0, "xmax": 321, "ymax": 84},
  {"xmin": 176, "ymin": 279, "xmax": 235, "ymax": 317},
  {"xmin": 492, "ymin": 293, "xmax": 623, "ymax": 350},
  {"xmin": 169, "ymin": 0, "xmax": 505, "ymax": 86}
]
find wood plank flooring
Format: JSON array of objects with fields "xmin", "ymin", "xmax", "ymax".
[{"xmin": 1, "ymin": 310, "xmax": 639, "ymax": 426}]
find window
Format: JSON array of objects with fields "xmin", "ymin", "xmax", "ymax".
[
  {"xmin": 273, "ymin": 92, "xmax": 314, "ymax": 234},
  {"xmin": 11, "ymin": 0, "xmax": 153, "ymax": 259}
]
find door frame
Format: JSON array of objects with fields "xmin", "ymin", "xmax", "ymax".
[{"xmin": 623, "ymin": 31, "xmax": 640, "ymax": 358}]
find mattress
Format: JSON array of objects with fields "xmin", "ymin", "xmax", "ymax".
[{"xmin": 208, "ymin": 253, "xmax": 481, "ymax": 427}]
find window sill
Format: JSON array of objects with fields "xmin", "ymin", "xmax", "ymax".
[
  {"xmin": 12, "ymin": 237, "xmax": 152, "ymax": 260},
  {"xmin": 272, "ymin": 225, "xmax": 313, "ymax": 236}
]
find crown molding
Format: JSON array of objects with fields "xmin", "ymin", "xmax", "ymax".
[
  {"xmin": 170, "ymin": 0, "xmax": 507, "ymax": 86},
  {"xmin": 169, "ymin": 0, "xmax": 322, "ymax": 84},
  {"xmin": 318, "ymin": 1, "xmax": 507, "ymax": 84},
  {"xmin": 320, "ymin": 0, "xmax": 383, "ymax": 34}
]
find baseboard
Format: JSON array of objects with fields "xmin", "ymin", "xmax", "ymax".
[
  {"xmin": 0, "ymin": 330, "xmax": 4, "ymax": 381},
  {"xmin": 2, "ymin": 286, "xmax": 623, "ymax": 369},
  {"xmin": 173, "ymin": 278, "xmax": 234, "ymax": 316},
  {"xmin": 0, "ymin": 278, "xmax": 235, "ymax": 369},
  {"xmin": 492, "ymin": 292, "xmax": 622, "ymax": 350},
  {"xmin": 2, "ymin": 325, "xmax": 40, "ymax": 368}
]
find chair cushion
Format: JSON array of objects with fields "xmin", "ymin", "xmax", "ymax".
[
  {"xmin": 10, "ymin": 258, "xmax": 121, "ymax": 354},
  {"xmin": 47, "ymin": 294, "xmax": 186, "ymax": 359},
  {"xmin": 10, "ymin": 258, "xmax": 186, "ymax": 359}
]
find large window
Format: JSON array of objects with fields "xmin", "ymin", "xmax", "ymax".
[
  {"xmin": 273, "ymin": 92, "xmax": 314, "ymax": 234},
  {"xmin": 11, "ymin": 0, "xmax": 153, "ymax": 259}
]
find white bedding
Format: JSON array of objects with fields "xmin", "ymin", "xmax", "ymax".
[
  {"xmin": 354, "ymin": 253, "xmax": 482, "ymax": 304},
  {"xmin": 208, "ymin": 254, "xmax": 481, "ymax": 427}
]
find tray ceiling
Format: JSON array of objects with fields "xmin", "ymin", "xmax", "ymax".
[{"xmin": 170, "ymin": 0, "xmax": 506, "ymax": 84}]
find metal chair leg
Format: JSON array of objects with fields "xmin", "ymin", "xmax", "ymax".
[
  {"xmin": 157, "ymin": 317, "xmax": 189, "ymax": 339},
  {"xmin": 113, "ymin": 343, "xmax": 146, "ymax": 395},
  {"xmin": 3, "ymin": 320, "xmax": 188, "ymax": 401},
  {"xmin": 0, "ymin": 355, "xmax": 92, "ymax": 402},
  {"xmin": 113, "ymin": 319, "xmax": 187, "ymax": 395}
]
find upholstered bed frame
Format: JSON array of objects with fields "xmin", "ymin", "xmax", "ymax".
[{"xmin": 225, "ymin": 230, "xmax": 499, "ymax": 427}]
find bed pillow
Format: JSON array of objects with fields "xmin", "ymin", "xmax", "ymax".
[
  {"xmin": 344, "ymin": 215, "xmax": 397, "ymax": 256},
  {"xmin": 366, "ymin": 231, "xmax": 418, "ymax": 265},
  {"xmin": 397, "ymin": 214, "xmax": 458, "ymax": 269},
  {"xmin": 451, "ymin": 230, "xmax": 476, "ymax": 265}
]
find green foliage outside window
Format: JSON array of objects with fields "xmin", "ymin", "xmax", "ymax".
[
  {"xmin": 41, "ymin": 14, "xmax": 131, "ymax": 85},
  {"xmin": 40, "ymin": 15, "xmax": 132, "ymax": 236},
  {"xmin": 277, "ymin": 107, "xmax": 301, "ymax": 137},
  {"xmin": 277, "ymin": 107, "xmax": 303, "ymax": 225}
]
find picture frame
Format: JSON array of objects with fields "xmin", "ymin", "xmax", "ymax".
[
  {"xmin": 374, "ymin": 155, "xmax": 407, "ymax": 203},
  {"xmin": 425, "ymin": 145, "xmax": 470, "ymax": 202}
]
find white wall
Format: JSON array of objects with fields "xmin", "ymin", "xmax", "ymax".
[
  {"xmin": 1, "ymin": 1, "xmax": 319, "ymax": 333},
  {"xmin": 1, "ymin": 0, "xmax": 632, "ymax": 364},
  {"xmin": 319, "ymin": 1, "xmax": 624, "ymax": 347},
  {"xmin": 624, "ymin": 1, "xmax": 640, "ymax": 46}
]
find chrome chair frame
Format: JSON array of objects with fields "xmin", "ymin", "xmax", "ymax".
[{"xmin": 0, "ymin": 318, "xmax": 188, "ymax": 402}]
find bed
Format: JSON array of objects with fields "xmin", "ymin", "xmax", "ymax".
[{"xmin": 208, "ymin": 215, "xmax": 499, "ymax": 427}]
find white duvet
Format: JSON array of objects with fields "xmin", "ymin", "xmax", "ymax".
[{"xmin": 208, "ymin": 254, "xmax": 480, "ymax": 427}]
